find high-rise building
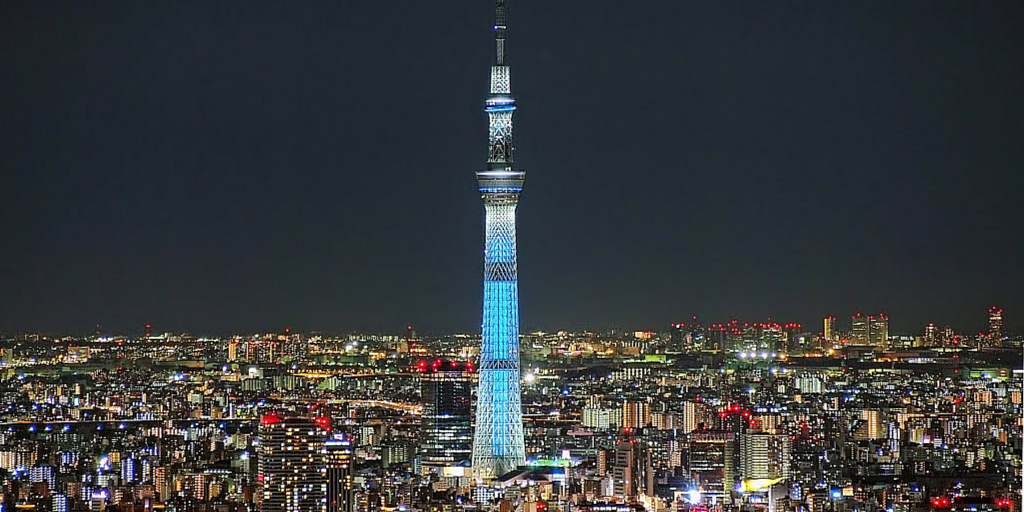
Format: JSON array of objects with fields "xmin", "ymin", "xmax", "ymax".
[
  {"xmin": 471, "ymin": 0, "xmax": 527, "ymax": 480},
  {"xmin": 687, "ymin": 431, "xmax": 736, "ymax": 504},
  {"xmin": 258, "ymin": 415, "xmax": 327, "ymax": 512},
  {"xmin": 942, "ymin": 325, "xmax": 957, "ymax": 347},
  {"xmin": 323, "ymin": 436, "xmax": 354, "ymax": 512},
  {"xmin": 851, "ymin": 313, "xmax": 869, "ymax": 344},
  {"xmin": 989, "ymin": 306, "xmax": 1004, "ymax": 346},
  {"xmin": 739, "ymin": 433, "xmax": 791, "ymax": 480},
  {"xmin": 610, "ymin": 441, "xmax": 653, "ymax": 500},
  {"xmin": 418, "ymin": 360, "xmax": 474, "ymax": 472},
  {"xmin": 622, "ymin": 401, "xmax": 651, "ymax": 429},
  {"xmin": 851, "ymin": 313, "xmax": 888, "ymax": 348},
  {"xmin": 681, "ymin": 401, "xmax": 711, "ymax": 434},
  {"xmin": 823, "ymin": 316, "xmax": 836, "ymax": 344},
  {"xmin": 869, "ymin": 314, "xmax": 889, "ymax": 349},
  {"xmin": 670, "ymin": 323, "xmax": 687, "ymax": 352},
  {"xmin": 583, "ymin": 406, "xmax": 622, "ymax": 430},
  {"xmin": 52, "ymin": 493, "xmax": 69, "ymax": 512},
  {"xmin": 853, "ymin": 410, "xmax": 885, "ymax": 440},
  {"xmin": 924, "ymin": 323, "xmax": 939, "ymax": 347}
]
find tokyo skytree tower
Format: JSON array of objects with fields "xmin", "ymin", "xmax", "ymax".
[{"xmin": 470, "ymin": 0, "xmax": 527, "ymax": 480}]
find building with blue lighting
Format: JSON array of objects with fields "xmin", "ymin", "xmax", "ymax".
[{"xmin": 470, "ymin": 0, "xmax": 527, "ymax": 480}]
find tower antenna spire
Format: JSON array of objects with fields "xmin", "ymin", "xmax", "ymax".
[{"xmin": 494, "ymin": 0, "xmax": 507, "ymax": 65}]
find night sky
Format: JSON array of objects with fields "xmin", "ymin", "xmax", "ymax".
[{"xmin": 2, "ymin": 1, "xmax": 1022, "ymax": 335}]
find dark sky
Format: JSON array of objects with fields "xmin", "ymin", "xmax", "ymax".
[{"xmin": 2, "ymin": 1, "xmax": 1022, "ymax": 335}]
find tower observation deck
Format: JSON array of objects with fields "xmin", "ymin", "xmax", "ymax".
[{"xmin": 470, "ymin": 0, "xmax": 527, "ymax": 480}]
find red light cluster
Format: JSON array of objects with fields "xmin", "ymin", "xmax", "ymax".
[
  {"xmin": 261, "ymin": 413, "xmax": 283, "ymax": 426},
  {"xmin": 717, "ymin": 404, "xmax": 754, "ymax": 422},
  {"xmin": 931, "ymin": 497, "xmax": 952, "ymax": 509},
  {"xmin": 315, "ymin": 417, "xmax": 331, "ymax": 431},
  {"xmin": 995, "ymin": 500, "xmax": 1013, "ymax": 508},
  {"xmin": 416, "ymin": 360, "xmax": 474, "ymax": 373}
]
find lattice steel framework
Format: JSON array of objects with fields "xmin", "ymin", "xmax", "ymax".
[{"xmin": 471, "ymin": 0, "xmax": 527, "ymax": 480}]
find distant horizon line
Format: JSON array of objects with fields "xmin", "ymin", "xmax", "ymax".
[{"xmin": 1, "ymin": 321, "xmax": 1014, "ymax": 340}]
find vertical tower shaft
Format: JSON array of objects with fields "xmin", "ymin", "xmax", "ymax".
[{"xmin": 471, "ymin": 0, "xmax": 526, "ymax": 480}]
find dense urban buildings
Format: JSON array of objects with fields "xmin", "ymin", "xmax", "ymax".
[{"xmin": 0, "ymin": 304, "xmax": 1019, "ymax": 512}]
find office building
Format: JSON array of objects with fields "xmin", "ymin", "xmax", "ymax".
[
  {"xmin": 739, "ymin": 432, "xmax": 791, "ymax": 480},
  {"xmin": 851, "ymin": 313, "xmax": 869, "ymax": 344},
  {"xmin": 611, "ymin": 441, "xmax": 653, "ymax": 500},
  {"xmin": 688, "ymin": 431, "xmax": 736, "ymax": 504},
  {"xmin": 419, "ymin": 360, "xmax": 474, "ymax": 472},
  {"xmin": 989, "ymin": 306, "xmax": 1004, "ymax": 346},
  {"xmin": 258, "ymin": 415, "xmax": 327, "ymax": 512},
  {"xmin": 869, "ymin": 314, "xmax": 889, "ymax": 349},
  {"xmin": 324, "ymin": 436, "xmax": 355, "ymax": 512},
  {"xmin": 823, "ymin": 316, "xmax": 836, "ymax": 343}
]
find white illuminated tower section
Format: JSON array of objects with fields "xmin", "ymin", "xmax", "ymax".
[{"xmin": 471, "ymin": 0, "xmax": 526, "ymax": 480}]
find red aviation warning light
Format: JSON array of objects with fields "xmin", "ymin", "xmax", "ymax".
[
  {"xmin": 315, "ymin": 417, "xmax": 331, "ymax": 430},
  {"xmin": 931, "ymin": 497, "xmax": 952, "ymax": 509},
  {"xmin": 261, "ymin": 413, "xmax": 283, "ymax": 426}
]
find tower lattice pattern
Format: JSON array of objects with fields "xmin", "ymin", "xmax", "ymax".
[{"xmin": 471, "ymin": 0, "xmax": 527, "ymax": 480}]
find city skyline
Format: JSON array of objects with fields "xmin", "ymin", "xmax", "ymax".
[
  {"xmin": 0, "ymin": 305, "xmax": 1012, "ymax": 340},
  {"xmin": 2, "ymin": 1, "xmax": 1022, "ymax": 333},
  {"xmin": 0, "ymin": 2, "xmax": 1021, "ymax": 512}
]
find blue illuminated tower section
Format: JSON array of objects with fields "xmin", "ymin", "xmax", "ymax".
[{"xmin": 471, "ymin": 0, "xmax": 526, "ymax": 480}]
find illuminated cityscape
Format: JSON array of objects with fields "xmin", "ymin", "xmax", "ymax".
[
  {"xmin": 0, "ymin": 1, "xmax": 1021, "ymax": 512},
  {"xmin": 0, "ymin": 308, "xmax": 1019, "ymax": 512}
]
